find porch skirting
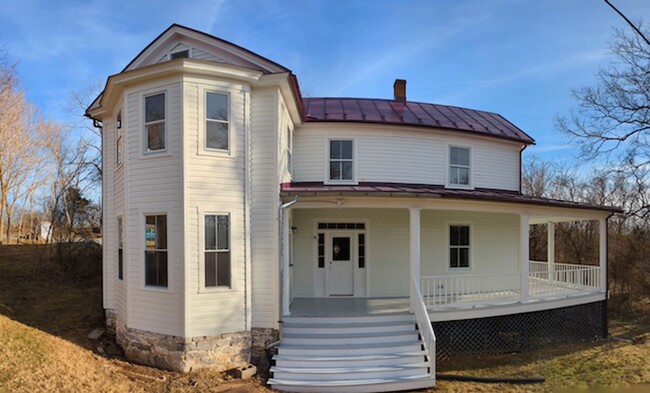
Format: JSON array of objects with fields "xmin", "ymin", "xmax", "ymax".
[{"xmin": 433, "ymin": 300, "xmax": 607, "ymax": 362}]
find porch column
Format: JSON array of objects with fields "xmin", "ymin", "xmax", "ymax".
[
  {"xmin": 520, "ymin": 213, "xmax": 530, "ymax": 303},
  {"xmin": 599, "ymin": 217, "xmax": 607, "ymax": 293},
  {"xmin": 281, "ymin": 208, "xmax": 291, "ymax": 316},
  {"xmin": 547, "ymin": 222, "xmax": 555, "ymax": 275},
  {"xmin": 409, "ymin": 207, "xmax": 421, "ymax": 313}
]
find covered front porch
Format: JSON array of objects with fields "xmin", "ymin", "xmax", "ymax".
[{"xmin": 280, "ymin": 193, "xmax": 613, "ymax": 320}]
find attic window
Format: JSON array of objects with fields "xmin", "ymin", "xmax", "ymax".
[{"xmin": 170, "ymin": 49, "xmax": 190, "ymax": 60}]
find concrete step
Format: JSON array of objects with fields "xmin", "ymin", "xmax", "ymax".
[
  {"xmin": 268, "ymin": 375, "xmax": 436, "ymax": 393},
  {"xmin": 271, "ymin": 363, "xmax": 430, "ymax": 381},
  {"xmin": 281, "ymin": 330, "xmax": 419, "ymax": 345},
  {"xmin": 277, "ymin": 340, "xmax": 424, "ymax": 356},
  {"xmin": 282, "ymin": 320, "xmax": 417, "ymax": 335},
  {"xmin": 274, "ymin": 351, "xmax": 428, "ymax": 367}
]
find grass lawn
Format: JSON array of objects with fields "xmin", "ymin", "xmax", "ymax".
[{"xmin": 0, "ymin": 244, "xmax": 648, "ymax": 392}]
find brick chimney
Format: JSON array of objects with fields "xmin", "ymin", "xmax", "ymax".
[{"xmin": 393, "ymin": 79, "xmax": 406, "ymax": 103}]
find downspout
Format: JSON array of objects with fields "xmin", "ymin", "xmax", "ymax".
[{"xmin": 603, "ymin": 212, "xmax": 615, "ymax": 338}]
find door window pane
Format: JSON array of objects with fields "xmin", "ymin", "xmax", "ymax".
[{"xmin": 332, "ymin": 237, "xmax": 350, "ymax": 261}]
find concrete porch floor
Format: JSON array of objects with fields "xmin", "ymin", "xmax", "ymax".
[{"xmin": 289, "ymin": 297, "xmax": 410, "ymax": 317}]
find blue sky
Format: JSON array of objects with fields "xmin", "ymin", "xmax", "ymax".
[{"xmin": 1, "ymin": 0, "xmax": 649, "ymax": 164}]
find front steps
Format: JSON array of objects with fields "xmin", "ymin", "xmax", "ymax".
[{"xmin": 268, "ymin": 313, "xmax": 436, "ymax": 393}]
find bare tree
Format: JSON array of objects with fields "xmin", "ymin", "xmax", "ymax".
[{"xmin": 555, "ymin": 24, "xmax": 650, "ymax": 218}]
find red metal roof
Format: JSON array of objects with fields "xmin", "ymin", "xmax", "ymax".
[
  {"xmin": 280, "ymin": 182, "xmax": 621, "ymax": 213},
  {"xmin": 303, "ymin": 98, "xmax": 535, "ymax": 145}
]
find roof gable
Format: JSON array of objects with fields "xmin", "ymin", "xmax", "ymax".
[{"xmin": 123, "ymin": 24, "xmax": 289, "ymax": 74}]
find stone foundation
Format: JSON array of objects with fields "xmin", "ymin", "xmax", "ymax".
[
  {"xmin": 251, "ymin": 327, "xmax": 280, "ymax": 375},
  {"xmin": 114, "ymin": 317, "xmax": 252, "ymax": 372},
  {"xmin": 104, "ymin": 309, "xmax": 116, "ymax": 334}
]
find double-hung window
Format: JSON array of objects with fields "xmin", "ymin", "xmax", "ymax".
[
  {"xmin": 117, "ymin": 216, "xmax": 123, "ymax": 280},
  {"xmin": 205, "ymin": 92, "xmax": 229, "ymax": 151},
  {"xmin": 116, "ymin": 111, "xmax": 123, "ymax": 166},
  {"xmin": 286, "ymin": 127, "xmax": 293, "ymax": 175},
  {"xmin": 449, "ymin": 146, "xmax": 470, "ymax": 187},
  {"xmin": 449, "ymin": 225, "xmax": 470, "ymax": 269},
  {"xmin": 204, "ymin": 214, "xmax": 231, "ymax": 288},
  {"xmin": 329, "ymin": 140, "xmax": 354, "ymax": 182},
  {"xmin": 144, "ymin": 93, "xmax": 165, "ymax": 152},
  {"xmin": 145, "ymin": 214, "xmax": 168, "ymax": 287}
]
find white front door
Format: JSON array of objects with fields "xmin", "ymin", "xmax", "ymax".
[{"xmin": 326, "ymin": 232, "xmax": 355, "ymax": 296}]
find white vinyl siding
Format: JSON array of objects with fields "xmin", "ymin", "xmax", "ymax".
[
  {"xmin": 250, "ymin": 87, "xmax": 280, "ymax": 328},
  {"xmin": 183, "ymin": 77, "xmax": 249, "ymax": 336},
  {"xmin": 294, "ymin": 124, "xmax": 521, "ymax": 191},
  {"xmin": 291, "ymin": 209, "xmax": 519, "ymax": 297},
  {"xmin": 125, "ymin": 79, "xmax": 183, "ymax": 336}
]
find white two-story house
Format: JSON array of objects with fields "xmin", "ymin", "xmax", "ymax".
[{"xmin": 86, "ymin": 24, "xmax": 620, "ymax": 393}]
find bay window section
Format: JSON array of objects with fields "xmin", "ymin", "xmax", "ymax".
[
  {"xmin": 144, "ymin": 93, "xmax": 165, "ymax": 152},
  {"xmin": 145, "ymin": 214, "xmax": 168, "ymax": 287},
  {"xmin": 204, "ymin": 214, "xmax": 231, "ymax": 288}
]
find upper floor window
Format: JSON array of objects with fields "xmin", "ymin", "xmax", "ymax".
[
  {"xmin": 449, "ymin": 225, "xmax": 470, "ymax": 269},
  {"xmin": 145, "ymin": 214, "xmax": 167, "ymax": 287},
  {"xmin": 205, "ymin": 92, "xmax": 229, "ymax": 151},
  {"xmin": 204, "ymin": 214, "xmax": 231, "ymax": 288},
  {"xmin": 117, "ymin": 216, "xmax": 123, "ymax": 280},
  {"xmin": 144, "ymin": 93, "xmax": 166, "ymax": 152},
  {"xmin": 116, "ymin": 111, "xmax": 123, "ymax": 167},
  {"xmin": 329, "ymin": 140, "xmax": 354, "ymax": 182},
  {"xmin": 286, "ymin": 127, "xmax": 293, "ymax": 175},
  {"xmin": 449, "ymin": 146, "xmax": 470, "ymax": 187}
]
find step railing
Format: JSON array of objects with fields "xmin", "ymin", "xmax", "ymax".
[{"xmin": 411, "ymin": 277, "xmax": 436, "ymax": 382}]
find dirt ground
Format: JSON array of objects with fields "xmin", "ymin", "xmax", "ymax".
[{"xmin": 1, "ymin": 244, "xmax": 649, "ymax": 393}]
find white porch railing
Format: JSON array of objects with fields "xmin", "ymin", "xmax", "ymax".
[
  {"xmin": 420, "ymin": 261, "xmax": 602, "ymax": 310},
  {"xmin": 411, "ymin": 277, "xmax": 436, "ymax": 382}
]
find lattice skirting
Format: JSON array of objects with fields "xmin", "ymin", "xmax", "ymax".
[{"xmin": 432, "ymin": 301, "xmax": 607, "ymax": 362}]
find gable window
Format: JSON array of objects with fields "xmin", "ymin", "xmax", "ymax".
[
  {"xmin": 205, "ymin": 92, "xmax": 229, "ymax": 151},
  {"xmin": 116, "ymin": 111, "xmax": 123, "ymax": 167},
  {"xmin": 145, "ymin": 214, "xmax": 168, "ymax": 287},
  {"xmin": 170, "ymin": 49, "xmax": 190, "ymax": 59},
  {"xmin": 144, "ymin": 93, "xmax": 165, "ymax": 152},
  {"xmin": 449, "ymin": 225, "xmax": 470, "ymax": 269},
  {"xmin": 117, "ymin": 216, "xmax": 123, "ymax": 280},
  {"xmin": 329, "ymin": 140, "xmax": 354, "ymax": 182},
  {"xmin": 449, "ymin": 146, "xmax": 470, "ymax": 187},
  {"xmin": 204, "ymin": 214, "xmax": 231, "ymax": 287}
]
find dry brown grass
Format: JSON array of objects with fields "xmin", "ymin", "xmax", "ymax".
[{"xmin": 0, "ymin": 244, "xmax": 649, "ymax": 393}]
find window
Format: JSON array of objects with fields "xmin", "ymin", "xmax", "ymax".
[
  {"xmin": 449, "ymin": 225, "xmax": 470, "ymax": 269},
  {"xmin": 116, "ymin": 112, "xmax": 123, "ymax": 166},
  {"xmin": 358, "ymin": 233, "xmax": 365, "ymax": 268},
  {"xmin": 329, "ymin": 140, "xmax": 353, "ymax": 181},
  {"xmin": 145, "ymin": 215, "xmax": 167, "ymax": 287},
  {"xmin": 170, "ymin": 49, "xmax": 190, "ymax": 59},
  {"xmin": 117, "ymin": 217, "xmax": 123, "ymax": 280},
  {"xmin": 286, "ymin": 127, "xmax": 293, "ymax": 174},
  {"xmin": 204, "ymin": 214, "xmax": 231, "ymax": 287},
  {"xmin": 144, "ymin": 93, "xmax": 165, "ymax": 152},
  {"xmin": 205, "ymin": 92, "xmax": 229, "ymax": 151},
  {"xmin": 449, "ymin": 146, "xmax": 470, "ymax": 187}
]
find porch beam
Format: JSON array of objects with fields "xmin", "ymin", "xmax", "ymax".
[
  {"xmin": 520, "ymin": 213, "xmax": 530, "ymax": 303},
  {"xmin": 599, "ymin": 217, "xmax": 607, "ymax": 293},
  {"xmin": 547, "ymin": 222, "xmax": 555, "ymax": 273},
  {"xmin": 409, "ymin": 207, "xmax": 421, "ymax": 313}
]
